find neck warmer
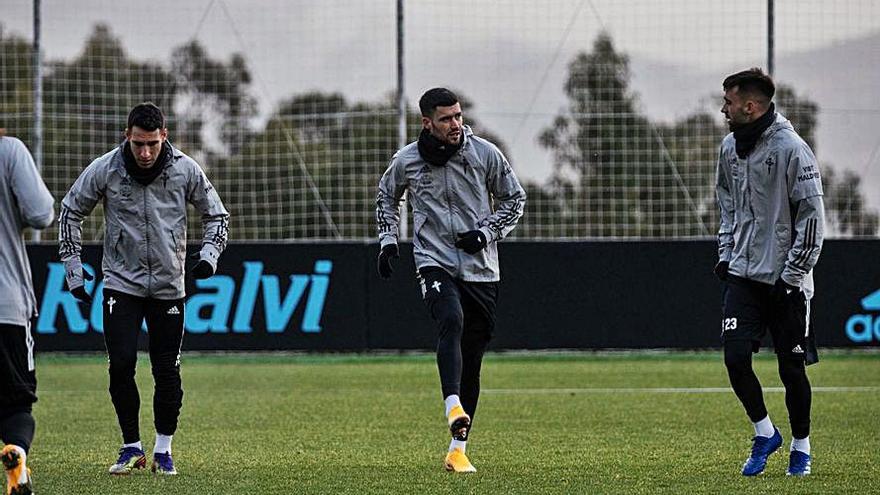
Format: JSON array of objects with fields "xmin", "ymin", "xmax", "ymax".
[
  {"xmin": 123, "ymin": 141, "xmax": 172, "ymax": 185},
  {"xmin": 417, "ymin": 128, "xmax": 463, "ymax": 167},
  {"xmin": 731, "ymin": 103, "xmax": 776, "ymax": 159}
]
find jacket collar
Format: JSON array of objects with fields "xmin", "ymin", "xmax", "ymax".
[{"xmin": 110, "ymin": 140, "xmax": 181, "ymax": 171}]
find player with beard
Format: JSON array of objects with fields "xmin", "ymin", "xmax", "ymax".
[
  {"xmin": 715, "ymin": 68, "xmax": 825, "ymax": 477},
  {"xmin": 376, "ymin": 88, "xmax": 526, "ymax": 473}
]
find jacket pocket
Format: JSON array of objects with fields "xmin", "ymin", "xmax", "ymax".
[
  {"xmin": 105, "ymin": 224, "xmax": 124, "ymax": 271},
  {"xmin": 170, "ymin": 226, "xmax": 186, "ymax": 272},
  {"xmin": 413, "ymin": 212, "xmax": 427, "ymax": 242},
  {"xmin": 774, "ymin": 223, "xmax": 791, "ymax": 267}
]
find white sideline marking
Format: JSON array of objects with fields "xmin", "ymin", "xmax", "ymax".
[{"xmin": 483, "ymin": 386, "xmax": 880, "ymax": 394}]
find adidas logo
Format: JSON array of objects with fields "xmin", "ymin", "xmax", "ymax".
[
  {"xmin": 792, "ymin": 345, "xmax": 804, "ymax": 354},
  {"xmin": 846, "ymin": 288, "xmax": 880, "ymax": 343},
  {"xmin": 167, "ymin": 306, "xmax": 180, "ymax": 315}
]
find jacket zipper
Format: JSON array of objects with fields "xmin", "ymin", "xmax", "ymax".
[
  {"xmin": 743, "ymin": 154, "xmax": 756, "ymax": 279},
  {"xmin": 143, "ymin": 186, "xmax": 152, "ymax": 295},
  {"xmin": 442, "ymin": 164, "xmax": 462, "ymax": 274}
]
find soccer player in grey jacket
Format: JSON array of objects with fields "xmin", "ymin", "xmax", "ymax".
[
  {"xmin": 59, "ymin": 103, "xmax": 229, "ymax": 476},
  {"xmin": 376, "ymin": 88, "xmax": 526, "ymax": 473},
  {"xmin": 715, "ymin": 68, "xmax": 824, "ymax": 478},
  {"xmin": 0, "ymin": 130, "xmax": 54, "ymax": 495}
]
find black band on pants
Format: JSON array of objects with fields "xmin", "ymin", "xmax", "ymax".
[
  {"xmin": 103, "ymin": 289, "xmax": 185, "ymax": 444},
  {"xmin": 419, "ymin": 267, "xmax": 497, "ymax": 425},
  {"xmin": 721, "ymin": 277, "xmax": 814, "ymax": 438},
  {"xmin": 0, "ymin": 407, "xmax": 35, "ymax": 454},
  {"xmin": 0, "ymin": 323, "xmax": 37, "ymax": 453}
]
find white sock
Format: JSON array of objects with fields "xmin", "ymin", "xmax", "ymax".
[
  {"xmin": 791, "ymin": 436, "xmax": 810, "ymax": 455},
  {"xmin": 753, "ymin": 416, "xmax": 775, "ymax": 438},
  {"xmin": 444, "ymin": 394, "xmax": 462, "ymax": 417},
  {"xmin": 154, "ymin": 434, "xmax": 173, "ymax": 455},
  {"xmin": 449, "ymin": 439, "xmax": 466, "ymax": 453},
  {"xmin": 8, "ymin": 446, "xmax": 28, "ymax": 484},
  {"xmin": 123, "ymin": 441, "xmax": 143, "ymax": 452}
]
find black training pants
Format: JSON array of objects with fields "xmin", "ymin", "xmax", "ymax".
[
  {"xmin": 0, "ymin": 323, "xmax": 36, "ymax": 453},
  {"xmin": 103, "ymin": 289, "xmax": 185, "ymax": 444},
  {"xmin": 419, "ymin": 267, "xmax": 498, "ymax": 426},
  {"xmin": 721, "ymin": 276, "xmax": 814, "ymax": 439}
]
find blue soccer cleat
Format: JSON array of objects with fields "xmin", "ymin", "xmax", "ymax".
[
  {"xmin": 108, "ymin": 446, "xmax": 147, "ymax": 475},
  {"xmin": 786, "ymin": 450, "xmax": 811, "ymax": 476},
  {"xmin": 741, "ymin": 427, "xmax": 783, "ymax": 476},
  {"xmin": 151, "ymin": 452, "xmax": 178, "ymax": 475}
]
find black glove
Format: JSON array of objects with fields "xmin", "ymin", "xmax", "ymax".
[
  {"xmin": 773, "ymin": 277, "xmax": 800, "ymax": 299},
  {"xmin": 191, "ymin": 260, "xmax": 214, "ymax": 279},
  {"xmin": 377, "ymin": 243, "xmax": 399, "ymax": 280},
  {"xmin": 188, "ymin": 252, "xmax": 215, "ymax": 279},
  {"xmin": 70, "ymin": 269, "xmax": 94, "ymax": 304},
  {"xmin": 455, "ymin": 230, "xmax": 487, "ymax": 255},
  {"xmin": 714, "ymin": 260, "xmax": 729, "ymax": 281}
]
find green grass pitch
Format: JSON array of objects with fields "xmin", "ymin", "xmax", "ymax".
[{"xmin": 25, "ymin": 351, "xmax": 880, "ymax": 494}]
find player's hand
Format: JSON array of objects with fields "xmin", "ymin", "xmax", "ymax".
[
  {"xmin": 714, "ymin": 260, "xmax": 729, "ymax": 281},
  {"xmin": 455, "ymin": 230, "xmax": 487, "ymax": 254},
  {"xmin": 68, "ymin": 268, "xmax": 94, "ymax": 304},
  {"xmin": 191, "ymin": 260, "xmax": 214, "ymax": 279},
  {"xmin": 773, "ymin": 277, "xmax": 800, "ymax": 300},
  {"xmin": 188, "ymin": 253, "xmax": 215, "ymax": 279},
  {"xmin": 377, "ymin": 243, "xmax": 399, "ymax": 280}
]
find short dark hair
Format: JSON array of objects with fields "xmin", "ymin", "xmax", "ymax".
[
  {"xmin": 419, "ymin": 88, "xmax": 459, "ymax": 117},
  {"xmin": 127, "ymin": 102, "xmax": 166, "ymax": 131},
  {"xmin": 722, "ymin": 68, "xmax": 775, "ymax": 101}
]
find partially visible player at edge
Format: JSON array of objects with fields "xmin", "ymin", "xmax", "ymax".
[
  {"xmin": 59, "ymin": 102, "xmax": 229, "ymax": 476},
  {"xmin": 376, "ymin": 88, "xmax": 526, "ymax": 473},
  {"xmin": 0, "ymin": 129, "xmax": 55, "ymax": 495},
  {"xmin": 715, "ymin": 68, "xmax": 825, "ymax": 477}
]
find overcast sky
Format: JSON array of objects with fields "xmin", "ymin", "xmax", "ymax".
[{"xmin": 5, "ymin": 0, "xmax": 880, "ymax": 206}]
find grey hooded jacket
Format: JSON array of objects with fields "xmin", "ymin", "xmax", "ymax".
[
  {"xmin": 0, "ymin": 136, "xmax": 55, "ymax": 326},
  {"xmin": 716, "ymin": 112, "xmax": 825, "ymax": 298},
  {"xmin": 376, "ymin": 126, "xmax": 526, "ymax": 282},
  {"xmin": 60, "ymin": 142, "xmax": 229, "ymax": 299}
]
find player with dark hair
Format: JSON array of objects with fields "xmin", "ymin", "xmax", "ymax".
[
  {"xmin": 59, "ymin": 102, "xmax": 229, "ymax": 476},
  {"xmin": 377, "ymin": 87, "xmax": 526, "ymax": 473},
  {"xmin": 0, "ymin": 129, "xmax": 54, "ymax": 495},
  {"xmin": 715, "ymin": 68, "xmax": 825, "ymax": 477}
]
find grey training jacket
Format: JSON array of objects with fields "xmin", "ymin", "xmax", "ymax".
[
  {"xmin": 60, "ymin": 143, "xmax": 229, "ymax": 300},
  {"xmin": 376, "ymin": 126, "xmax": 526, "ymax": 282},
  {"xmin": 716, "ymin": 112, "xmax": 825, "ymax": 298},
  {"xmin": 0, "ymin": 136, "xmax": 55, "ymax": 326}
]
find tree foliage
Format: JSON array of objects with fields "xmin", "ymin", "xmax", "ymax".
[
  {"xmin": 537, "ymin": 32, "xmax": 723, "ymax": 237},
  {"xmin": 535, "ymin": 31, "xmax": 877, "ymax": 238}
]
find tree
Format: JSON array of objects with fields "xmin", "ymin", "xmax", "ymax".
[
  {"xmin": 538, "ymin": 32, "xmax": 719, "ymax": 237},
  {"xmin": 537, "ymin": 31, "xmax": 877, "ymax": 238},
  {"xmin": 0, "ymin": 25, "xmax": 35, "ymax": 143},
  {"xmin": 777, "ymin": 84, "xmax": 878, "ymax": 236},
  {"xmin": 0, "ymin": 24, "xmax": 259, "ymax": 241},
  {"xmin": 171, "ymin": 40, "xmax": 257, "ymax": 156}
]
